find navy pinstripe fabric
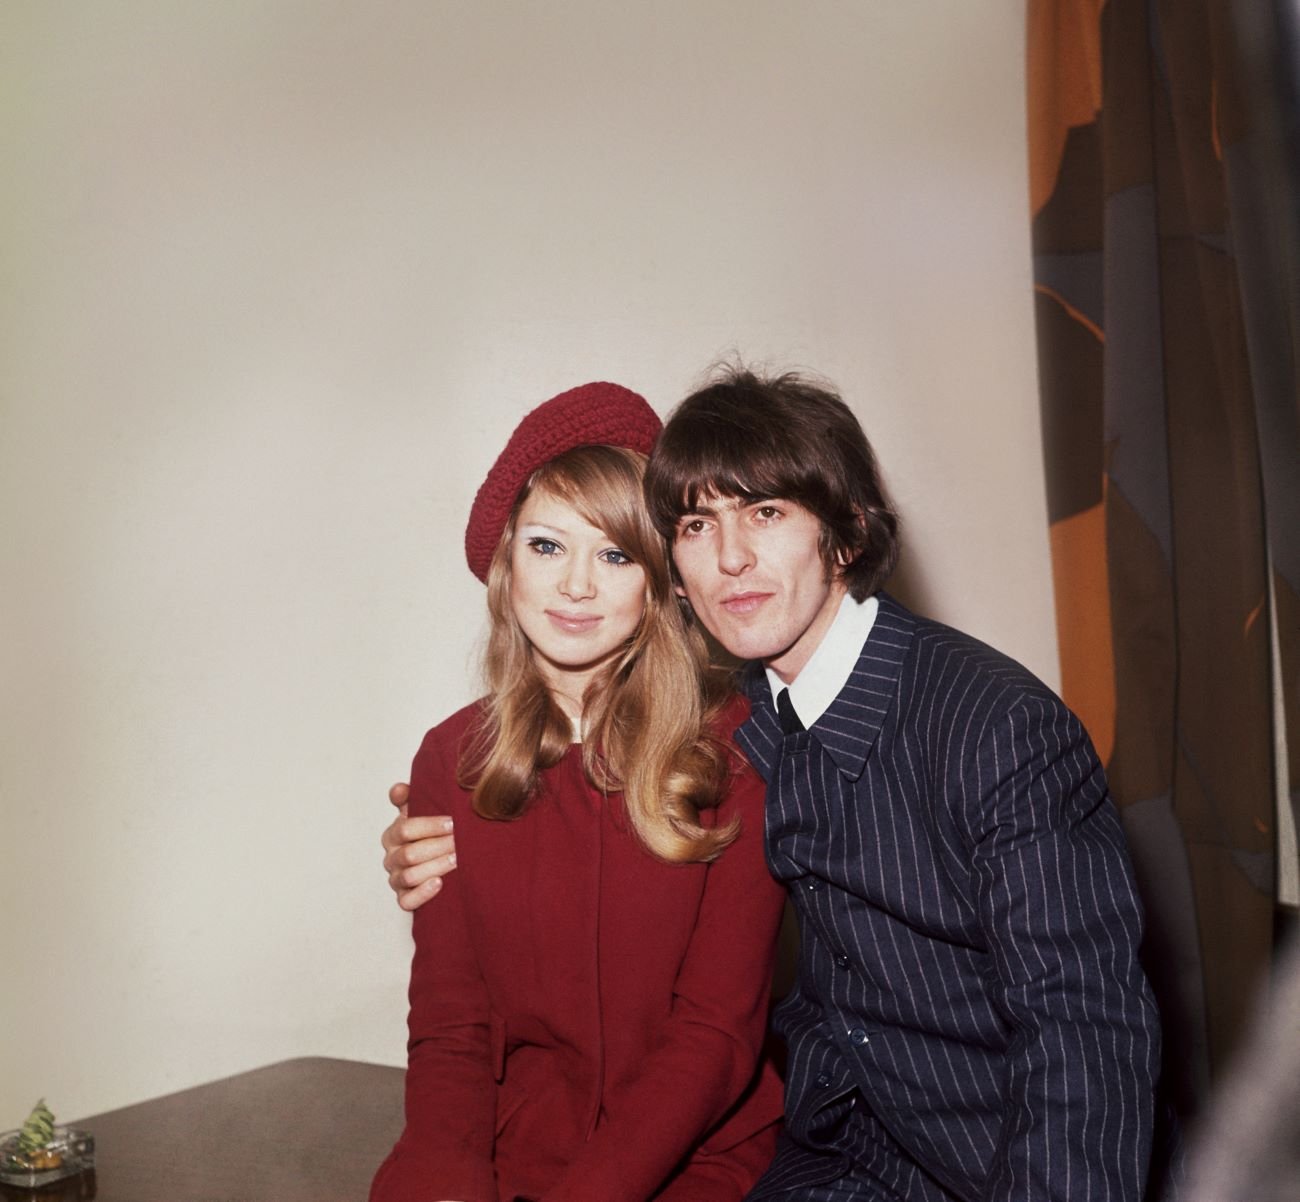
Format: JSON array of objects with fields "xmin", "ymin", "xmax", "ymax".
[{"xmin": 739, "ymin": 595, "xmax": 1160, "ymax": 1202}]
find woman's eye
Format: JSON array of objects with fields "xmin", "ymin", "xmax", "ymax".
[
  {"xmin": 527, "ymin": 538, "xmax": 561, "ymax": 556},
  {"xmin": 600, "ymin": 548, "xmax": 633, "ymax": 566}
]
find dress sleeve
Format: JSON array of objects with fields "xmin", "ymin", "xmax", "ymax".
[
  {"xmin": 538, "ymin": 759, "xmax": 786, "ymax": 1202},
  {"xmin": 958, "ymin": 692, "xmax": 1160, "ymax": 1202},
  {"xmin": 369, "ymin": 727, "xmax": 499, "ymax": 1202}
]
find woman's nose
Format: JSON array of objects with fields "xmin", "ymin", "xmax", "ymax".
[{"xmin": 560, "ymin": 558, "xmax": 596, "ymax": 600}]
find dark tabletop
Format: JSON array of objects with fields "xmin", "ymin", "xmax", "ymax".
[{"xmin": 1, "ymin": 1058, "xmax": 405, "ymax": 1202}]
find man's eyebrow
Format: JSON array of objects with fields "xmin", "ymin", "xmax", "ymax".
[
  {"xmin": 676, "ymin": 497, "xmax": 732, "ymax": 518},
  {"xmin": 677, "ymin": 494, "xmax": 773, "ymax": 518}
]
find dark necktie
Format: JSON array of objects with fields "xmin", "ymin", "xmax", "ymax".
[{"xmin": 776, "ymin": 687, "xmax": 805, "ymax": 735}]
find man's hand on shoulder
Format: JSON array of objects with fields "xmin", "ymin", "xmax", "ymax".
[{"xmin": 382, "ymin": 782, "xmax": 457, "ymax": 911}]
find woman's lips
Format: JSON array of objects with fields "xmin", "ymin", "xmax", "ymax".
[
  {"xmin": 546, "ymin": 610, "xmax": 603, "ymax": 633},
  {"xmin": 721, "ymin": 592, "xmax": 772, "ymax": 615}
]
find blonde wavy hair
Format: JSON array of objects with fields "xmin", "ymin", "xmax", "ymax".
[{"xmin": 456, "ymin": 444, "xmax": 739, "ymax": 864}]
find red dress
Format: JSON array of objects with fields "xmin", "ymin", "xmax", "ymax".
[{"xmin": 370, "ymin": 695, "xmax": 786, "ymax": 1202}]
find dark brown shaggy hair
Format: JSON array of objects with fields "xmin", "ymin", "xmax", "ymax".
[{"xmin": 644, "ymin": 366, "xmax": 900, "ymax": 600}]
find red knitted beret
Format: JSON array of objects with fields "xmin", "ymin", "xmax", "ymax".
[{"xmin": 464, "ymin": 381, "xmax": 662, "ymax": 582}]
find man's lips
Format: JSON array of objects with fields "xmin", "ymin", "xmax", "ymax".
[
  {"xmin": 720, "ymin": 591, "xmax": 773, "ymax": 615},
  {"xmin": 545, "ymin": 609, "xmax": 603, "ymax": 633}
]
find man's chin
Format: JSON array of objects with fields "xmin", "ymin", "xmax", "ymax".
[{"xmin": 707, "ymin": 622, "xmax": 792, "ymax": 666}]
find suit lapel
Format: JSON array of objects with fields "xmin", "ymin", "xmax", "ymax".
[
  {"xmin": 734, "ymin": 662, "xmax": 781, "ymax": 781},
  {"xmin": 733, "ymin": 592, "xmax": 916, "ymax": 783},
  {"xmin": 812, "ymin": 593, "xmax": 914, "ymax": 781}
]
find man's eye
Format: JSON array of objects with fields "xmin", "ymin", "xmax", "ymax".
[
  {"xmin": 680, "ymin": 519, "xmax": 707, "ymax": 536},
  {"xmin": 755, "ymin": 505, "xmax": 781, "ymax": 520}
]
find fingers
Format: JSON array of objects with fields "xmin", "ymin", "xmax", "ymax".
[
  {"xmin": 398, "ymin": 873, "xmax": 445, "ymax": 912},
  {"xmin": 382, "ymin": 816, "xmax": 454, "ymax": 857},
  {"xmin": 380, "ymin": 783, "xmax": 456, "ymax": 906},
  {"xmin": 385, "ymin": 830, "xmax": 455, "ymax": 873},
  {"xmin": 379, "ymin": 805, "xmax": 452, "ymax": 852},
  {"xmin": 380, "ymin": 809, "xmax": 407, "ymax": 851},
  {"xmin": 389, "ymin": 848, "xmax": 458, "ymax": 896}
]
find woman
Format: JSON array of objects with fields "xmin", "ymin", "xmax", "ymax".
[{"xmin": 370, "ymin": 382, "xmax": 786, "ymax": 1202}]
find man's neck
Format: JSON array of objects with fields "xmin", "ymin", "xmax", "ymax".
[
  {"xmin": 764, "ymin": 591, "xmax": 880, "ymax": 729},
  {"xmin": 764, "ymin": 581, "xmax": 850, "ymax": 684}
]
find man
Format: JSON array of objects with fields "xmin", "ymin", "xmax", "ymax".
[{"xmin": 384, "ymin": 367, "xmax": 1160, "ymax": 1199}]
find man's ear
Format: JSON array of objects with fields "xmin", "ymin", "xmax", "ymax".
[
  {"xmin": 673, "ymin": 581, "xmax": 688, "ymax": 598},
  {"xmin": 836, "ymin": 509, "xmax": 869, "ymax": 565}
]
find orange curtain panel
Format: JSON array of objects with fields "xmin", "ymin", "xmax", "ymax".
[{"xmin": 1027, "ymin": 0, "xmax": 1300, "ymax": 1124}]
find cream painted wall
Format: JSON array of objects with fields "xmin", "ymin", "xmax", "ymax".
[{"xmin": 0, "ymin": 1, "xmax": 1052, "ymax": 1121}]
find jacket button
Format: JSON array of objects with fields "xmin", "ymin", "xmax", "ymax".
[
  {"xmin": 805, "ymin": 877, "xmax": 824, "ymax": 892},
  {"xmin": 834, "ymin": 953, "xmax": 851, "ymax": 969},
  {"xmin": 848, "ymin": 1027, "xmax": 869, "ymax": 1046},
  {"xmin": 814, "ymin": 1071, "xmax": 832, "ymax": 1088}
]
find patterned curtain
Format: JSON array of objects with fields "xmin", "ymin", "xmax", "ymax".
[{"xmin": 1026, "ymin": 0, "xmax": 1300, "ymax": 1124}]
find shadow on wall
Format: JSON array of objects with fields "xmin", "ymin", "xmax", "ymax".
[{"xmin": 883, "ymin": 552, "xmax": 938, "ymax": 625}]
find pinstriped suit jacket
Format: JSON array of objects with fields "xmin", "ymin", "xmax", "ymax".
[{"xmin": 738, "ymin": 594, "xmax": 1160, "ymax": 1202}]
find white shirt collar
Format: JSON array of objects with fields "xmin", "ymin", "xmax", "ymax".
[{"xmin": 765, "ymin": 591, "xmax": 879, "ymax": 729}]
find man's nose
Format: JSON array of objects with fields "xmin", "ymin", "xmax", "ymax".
[{"xmin": 716, "ymin": 522, "xmax": 754, "ymax": 576}]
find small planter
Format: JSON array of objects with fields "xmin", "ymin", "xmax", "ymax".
[{"xmin": 0, "ymin": 1128, "xmax": 95, "ymax": 1190}]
